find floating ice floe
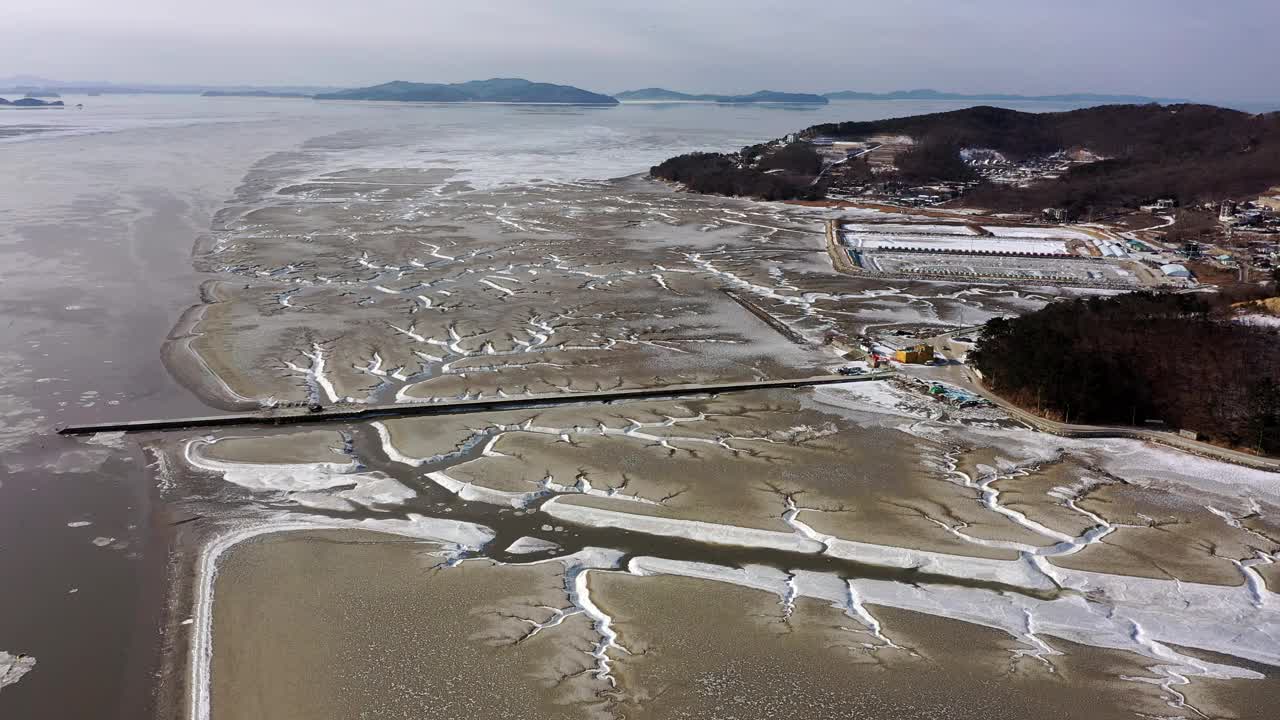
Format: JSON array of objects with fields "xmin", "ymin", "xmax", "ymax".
[
  {"xmin": 504, "ymin": 536, "xmax": 562, "ymax": 555},
  {"xmin": 0, "ymin": 651, "xmax": 35, "ymax": 691}
]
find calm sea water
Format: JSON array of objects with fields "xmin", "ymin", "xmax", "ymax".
[{"xmin": 0, "ymin": 93, "xmax": 1109, "ymax": 172}]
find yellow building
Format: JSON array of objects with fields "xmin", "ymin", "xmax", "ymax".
[{"xmin": 894, "ymin": 343, "xmax": 933, "ymax": 364}]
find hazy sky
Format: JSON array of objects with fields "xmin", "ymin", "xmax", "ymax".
[{"xmin": 2, "ymin": 0, "xmax": 1276, "ymax": 100}]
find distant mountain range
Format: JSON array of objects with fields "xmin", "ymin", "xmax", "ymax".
[
  {"xmin": 621, "ymin": 87, "xmax": 1182, "ymax": 105},
  {"xmin": 822, "ymin": 88, "xmax": 1186, "ymax": 104},
  {"xmin": 315, "ymin": 79, "xmax": 618, "ymax": 105},
  {"xmin": 0, "ymin": 75, "xmax": 1194, "ymax": 108},
  {"xmin": 616, "ymin": 88, "xmax": 829, "ymax": 104}
]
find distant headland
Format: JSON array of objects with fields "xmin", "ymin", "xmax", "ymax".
[
  {"xmin": 822, "ymin": 88, "xmax": 1185, "ymax": 104},
  {"xmin": 314, "ymin": 79, "xmax": 619, "ymax": 105},
  {"xmin": 618, "ymin": 87, "xmax": 1181, "ymax": 105},
  {"xmin": 0, "ymin": 97, "xmax": 64, "ymax": 108}
]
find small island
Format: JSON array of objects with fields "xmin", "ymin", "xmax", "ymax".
[
  {"xmin": 0, "ymin": 97, "xmax": 65, "ymax": 108},
  {"xmin": 616, "ymin": 88, "xmax": 829, "ymax": 104},
  {"xmin": 315, "ymin": 78, "xmax": 618, "ymax": 105}
]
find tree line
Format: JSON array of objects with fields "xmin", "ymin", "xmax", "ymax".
[
  {"xmin": 969, "ymin": 289, "xmax": 1280, "ymax": 455},
  {"xmin": 650, "ymin": 149, "xmax": 823, "ymax": 201}
]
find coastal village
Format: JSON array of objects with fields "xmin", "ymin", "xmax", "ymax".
[
  {"xmin": 768, "ymin": 135, "xmax": 1280, "ymax": 463},
  {"xmin": 798, "ymin": 132, "xmax": 1280, "ymax": 292}
]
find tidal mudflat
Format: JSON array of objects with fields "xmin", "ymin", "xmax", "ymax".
[{"xmin": 147, "ymin": 138, "xmax": 1280, "ymax": 720}]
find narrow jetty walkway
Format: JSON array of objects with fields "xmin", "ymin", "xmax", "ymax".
[
  {"xmin": 57, "ymin": 372, "xmax": 889, "ymax": 435},
  {"xmin": 721, "ymin": 290, "xmax": 810, "ymax": 345}
]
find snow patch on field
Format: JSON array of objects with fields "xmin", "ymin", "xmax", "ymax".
[
  {"xmin": 844, "ymin": 232, "xmax": 1070, "ymax": 256},
  {"xmin": 854, "ymin": 223, "xmax": 981, "ymax": 236},
  {"xmin": 983, "ymin": 225, "xmax": 1097, "ymax": 241}
]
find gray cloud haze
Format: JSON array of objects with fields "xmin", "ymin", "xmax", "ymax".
[{"xmin": 2, "ymin": 1, "xmax": 1276, "ymax": 101}]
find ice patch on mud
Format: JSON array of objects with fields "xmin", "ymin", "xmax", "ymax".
[
  {"xmin": 0, "ymin": 651, "xmax": 35, "ymax": 691},
  {"xmin": 552, "ymin": 504, "xmax": 1280, "ymax": 672},
  {"xmin": 816, "ymin": 380, "xmax": 1280, "ymax": 506},
  {"xmin": 810, "ymin": 380, "xmax": 933, "ymax": 420},
  {"xmin": 85, "ymin": 431, "xmax": 127, "ymax": 449},
  {"xmin": 627, "ymin": 554, "xmax": 1273, "ymax": 690},
  {"xmin": 946, "ymin": 424, "xmax": 1280, "ymax": 505},
  {"xmin": 1086, "ymin": 440, "xmax": 1280, "ymax": 502},
  {"xmin": 184, "ymin": 437, "xmax": 415, "ymax": 511}
]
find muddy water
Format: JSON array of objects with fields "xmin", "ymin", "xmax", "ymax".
[{"xmin": 0, "ymin": 103, "xmax": 401, "ymax": 718}]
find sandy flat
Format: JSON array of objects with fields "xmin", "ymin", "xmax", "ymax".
[{"xmin": 209, "ymin": 530, "xmax": 609, "ymax": 720}]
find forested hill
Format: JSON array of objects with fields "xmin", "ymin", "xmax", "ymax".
[
  {"xmin": 802, "ymin": 104, "xmax": 1271, "ymax": 160},
  {"xmin": 316, "ymin": 79, "xmax": 619, "ymax": 105},
  {"xmin": 652, "ymin": 103, "xmax": 1280, "ymax": 211},
  {"xmin": 969, "ymin": 290, "xmax": 1280, "ymax": 456}
]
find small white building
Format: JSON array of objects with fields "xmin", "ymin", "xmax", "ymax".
[{"xmin": 1160, "ymin": 263, "xmax": 1192, "ymax": 279}]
